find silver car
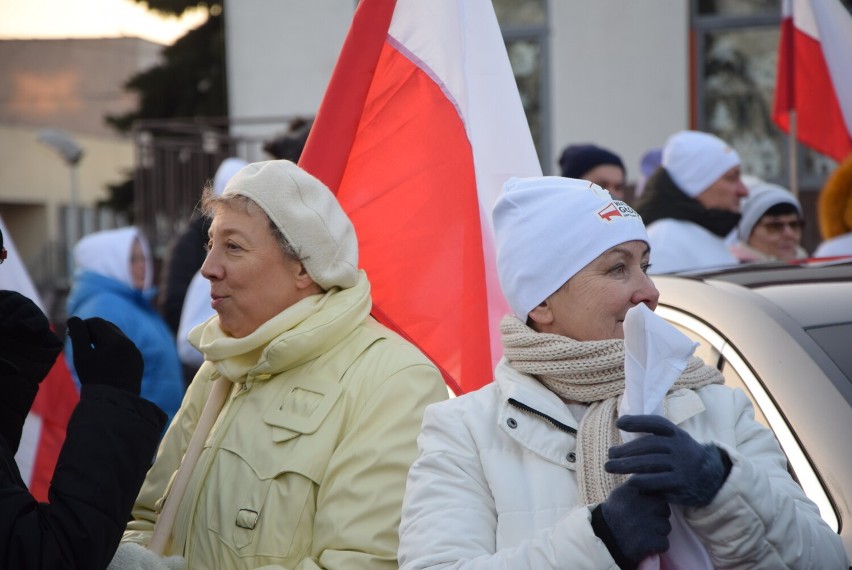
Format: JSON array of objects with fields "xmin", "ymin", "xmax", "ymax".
[{"xmin": 653, "ymin": 259, "xmax": 852, "ymax": 557}]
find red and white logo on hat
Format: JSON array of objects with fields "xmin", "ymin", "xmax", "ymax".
[
  {"xmin": 597, "ymin": 202, "xmax": 623, "ymax": 222},
  {"xmin": 597, "ymin": 201, "xmax": 641, "ymax": 223}
]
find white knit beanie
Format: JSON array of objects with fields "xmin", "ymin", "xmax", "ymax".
[
  {"xmin": 213, "ymin": 157, "xmax": 248, "ymax": 196},
  {"xmin": 222, "ymin": 160, "xmax": 358, "ymax": 290},
  {"xmin": 738, "ymin": 176, "xmax": 802, "ymax": 240},
  {"xmin": 493, "ymin": 177, "xmax": 648, "ymax": 319},
  {"xmin": 662, "ymin": 130, "xmax": 741, "ymax": 198}
]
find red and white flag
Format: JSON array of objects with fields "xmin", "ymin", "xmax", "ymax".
[
  {"xmin": 0, "ymin": 216, "xmax": 79, "ymax": 502},
  {"xmin": 773, "ymin": 0, "xmax": 852, "ymax": 161},
  {"xmin": 300, "ymin": 0, "xmax": 541, "ymax": 394}
]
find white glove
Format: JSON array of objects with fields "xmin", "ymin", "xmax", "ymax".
[{"xmin": 108, "ymin": 543, "xmax": 186, "ymax": 570}]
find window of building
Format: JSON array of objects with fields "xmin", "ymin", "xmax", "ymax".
[{"xmin": 493, "ymin": 0, "xmax": 549, "ymax": 171}]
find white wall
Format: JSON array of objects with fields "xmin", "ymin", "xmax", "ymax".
[
  {"xmin": 548, "ymin": 0, "xmax": 690, "ymax": 181},
  {"xmin": 225, "ymin": 0, "xmax": 691, "ymax": 181},
  {"xmin": 224, "ymin": 0, "xmax": 355, "ymax": 159}
]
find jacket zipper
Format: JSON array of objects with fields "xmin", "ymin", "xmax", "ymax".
[{"xmin": 507, "ymin": 398, "xmax": 577, "ymax": 435}]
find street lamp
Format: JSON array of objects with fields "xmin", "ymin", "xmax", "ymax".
[{"xmin": 37, "ymin": 128, "xmax": 84, "ymax": 279}]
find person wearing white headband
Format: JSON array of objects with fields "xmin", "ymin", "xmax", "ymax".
[
  {"xmin": 635, "ymin": 130, "xmax": 748, "ymax": 273},
  {"xmin": 399, "ymin": 176, "xmax": 846, "ymax": 569}
]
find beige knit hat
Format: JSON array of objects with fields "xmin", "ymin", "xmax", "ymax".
[{"xmin": 222, "ymin": 160, "xmax": 359, "ymax": 289}]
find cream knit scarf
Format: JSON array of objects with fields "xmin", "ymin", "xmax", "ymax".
[{"xmin": 500, "ymin": 315, "xmax": 723, "ymax": 505}]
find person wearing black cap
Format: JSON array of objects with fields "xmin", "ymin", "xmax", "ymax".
[
  {"xmin": 0, "ymin": 225, "xmax": 168, "ymax": 569},
  {"xmin": 558, "ymin": 143, "xmax": 627, "ymax": 199}
]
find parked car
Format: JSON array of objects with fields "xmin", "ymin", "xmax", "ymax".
[{"xmin": 652, "ymin": 258, "xmax": 852, "ymax": 557}]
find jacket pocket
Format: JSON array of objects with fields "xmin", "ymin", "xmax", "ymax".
[{"xmin": 208, "ymin": 444, "xmax": 323, "ymax": 561}]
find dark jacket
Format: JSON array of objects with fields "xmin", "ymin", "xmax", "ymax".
[
  {"xmin": 0, "ymin": 384, "xmax": 166, "ymax": 570},
  {"xmin": 158, "ymin": 215, "xmax": 211, "ymax": 336}
]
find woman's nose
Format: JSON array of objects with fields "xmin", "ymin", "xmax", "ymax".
[
  {"xmin": 200, "ymin": 249, "xmax": 220, "ymax": 280},
  {"xmin": 633, "ymin": 273, "xmax": 660, "ymax": 310}
]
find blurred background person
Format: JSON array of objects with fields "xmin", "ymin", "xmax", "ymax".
[
  {"xmin": 634, "ymin": 146, "xmax": 663, "ymax": 201},
  {"xmin": 558, "ymin": 143, "xmax": 626, "ymax": 200},
  {"xmin": 814, "ymin": 154, "xmax": 852, "ymax": 258},
  {"xmin": 635, "ymin": 130, "xmax": 748, "ymax": 274},
  {"xmin": 262, "ymin": 116, "xmax": 313, "ymax": 161},
  {"xmin": 65, "ymin": 227, "xmax": 183, "ymax": 426},
  {"xmin": 730, "ymin": 177, "xmax": 807, "ymax": 262},
  {"xmin": 157, "ymin": 157, "xmax": 247, "ymax": 386}
]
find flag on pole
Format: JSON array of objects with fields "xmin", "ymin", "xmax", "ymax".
[
  {"xmin": 0, "ymin": 216, "xmax": 79, "ymax": 502},
  {"xmin": 772, "ymin": 0, "xmax": 852, "ymax": 162},
  {"xmin": 300, "ymin": 0, "xmax": 542, "ymax": 394}
]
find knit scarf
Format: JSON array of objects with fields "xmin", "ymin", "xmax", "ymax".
[{"xmin": 500, "ymin": 315, "xmax": 723, "ymax": 505}]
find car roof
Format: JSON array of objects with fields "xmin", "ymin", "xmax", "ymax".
[{"xmin": 658, "ymin": 259, "xmax": 852, "ymax": 328}]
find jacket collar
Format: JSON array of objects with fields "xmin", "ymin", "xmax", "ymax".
[{"xmin": 189, "ymin": 270, "xmax": 372, "ymax": 383}]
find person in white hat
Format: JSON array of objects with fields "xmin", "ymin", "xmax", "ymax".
[
  {"xmin": 635, "ymin": 130, "xmax": 748, "ymax": 273},
  {"xmin": 112, "ymin": 160, "xmax": 447, "ymax": 570},
  {"xmin": 398, "ymin": 176, "xmax": 847, "ymax": 569},
  {"xmin": 730, "ymin": 177, "xmax": 808, "ymax": 262}
]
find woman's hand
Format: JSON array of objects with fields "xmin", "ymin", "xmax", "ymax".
[{"xmin": 606, "ymin": 414, "xmax": 730, "ymax": 508}]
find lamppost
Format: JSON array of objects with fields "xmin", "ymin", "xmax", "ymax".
[{"xmin": 37, "ymin": 128, "xmax": 84, "ymax": 279}]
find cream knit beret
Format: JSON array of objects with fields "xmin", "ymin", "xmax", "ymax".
[{"xmin": 222, "ymin": 160, "xmax": 358, "ymax": 289}]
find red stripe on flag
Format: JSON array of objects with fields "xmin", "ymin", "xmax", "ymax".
[
  {"xmin": 336, "ymin": 41, "xmax": 491, "ymax": 394},
  {"xmin": 300, "ymin": 0, "xmax": 397, "ymax": 191},
  {"xmin": 27, "ymin": 355, "xmax": 78, "ymax": 502},
  {"xmin": 773, "ymin": 15, "xmax": 852, "ymax": 161}
]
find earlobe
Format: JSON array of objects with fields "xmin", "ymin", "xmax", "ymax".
[
  {"xmin": 527, "ymin": 300, "xmax": 554, "ymax": 327},
  {"xmin": 294, "ymin": 263, "xmax": 317, "ymax": 291}
]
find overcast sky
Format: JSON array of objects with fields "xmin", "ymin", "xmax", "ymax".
[{"xmin": 0, "ymin": 0, "xmax": 206, "ymax": 45}]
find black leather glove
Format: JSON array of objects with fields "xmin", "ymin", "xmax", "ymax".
[
  {"xmin": 593, "ymin": 482, "xmax": 671, "ymax": 569},
  {"xmin": 67, "ymin": 316, "xmax": 144, "ymax": 395},
  {"xmin": 0, "ymin": 290, "xmax": 63, "ymax": 383},
  {"xmin": 606, "ymin": 414, "xmax": 730, "ymax": 508}
]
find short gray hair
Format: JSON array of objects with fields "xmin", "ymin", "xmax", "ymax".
[{"xmin": 200, "ymin": 184, "xmax": 303, "ymax": 263}]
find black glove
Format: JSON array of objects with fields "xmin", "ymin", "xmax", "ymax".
[
  {"xmin": 606, "ymin": 414, "xmax": 730, "ymax": 508},
  {"xmin": 67, "ymin": 316, "xmax": 144, "ymax": 395},
  {"xmin": 593, "ymin": 482, "xmax": 671, "ymax": 569},
  {"xmin": 0, "ymin": 290, "xmax": 63, "ymax": 383}
]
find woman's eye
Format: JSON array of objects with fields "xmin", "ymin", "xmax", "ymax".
[
  {"xmin": 204, "ymin": 241, "xmax": 212, "ymax": 252},
  {"xmin": 641, "ymin": 262, "xmax": 652, "ymax": 274},
  {"xmin": 226, "ymin": 241, "xmax": 242, "ymax": 251},
  {"xmin": 610, "ymin": 264, "xmax": 626, "ymax": 274}
]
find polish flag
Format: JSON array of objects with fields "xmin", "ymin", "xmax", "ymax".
[
  {"xmin": 300, "ymin": 0, "xmax": 541, "ymax": 394},
  {"xmin": 772, "ymin": 0, "xmax": 852, "ymax": 162},
  {"xmin": 0, "ymin": 216, "xmax": 79, "ymax": 501}
]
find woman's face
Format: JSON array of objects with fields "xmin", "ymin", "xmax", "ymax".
[
  {"xmin": 748, "ymin": 212, "xmax": 804, "ymax": 260},
  {"xmin": 530, "ymin": 240, "xmax": 659, "ymax": 341},
  {"xmin": 696, "ymin": 165, "xmax": 748, "ymax": 212},
  {"xmin": 201, "ymin": 203, "xmax": 317, "ymax": 338},
  {"xmin": 129, "ymin": 239, "xmax": 147, "ymax": 290}
]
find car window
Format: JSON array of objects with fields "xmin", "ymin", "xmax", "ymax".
[
  {"xmin": 667, "ymin": 322, "xmax": 721, "ymax": 368},
  {"xmin": 719, "ymin": 360, "xmax": 770, "ymax": 428}
]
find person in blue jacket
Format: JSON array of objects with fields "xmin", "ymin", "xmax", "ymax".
[{"xmin": 65, "ymin": 226, "xmax": 184, "ymax": 425}]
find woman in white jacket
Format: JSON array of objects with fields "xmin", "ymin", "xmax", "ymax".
[{"xmin": 398, "ymin": 176, "xmax": 848, "ymax": 569}]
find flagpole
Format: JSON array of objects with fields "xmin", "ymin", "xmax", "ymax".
[{"xmin": 788, "ymin": 110, "xmax": 798, "ymax": 198}]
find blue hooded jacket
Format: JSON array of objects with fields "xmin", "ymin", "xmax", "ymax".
[{"xmin": 65, "ymin": 227, "xmax": 183, "ymax": 425}]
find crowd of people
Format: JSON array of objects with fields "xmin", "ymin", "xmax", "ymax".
[{"xmin": 3, "ymin": 132, "xmax": 851, "ymax": 568}]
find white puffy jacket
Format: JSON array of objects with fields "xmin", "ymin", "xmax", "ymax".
[{"xmin": 399, "ymin": 359, "xmax": 848, "ymax": 569}]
